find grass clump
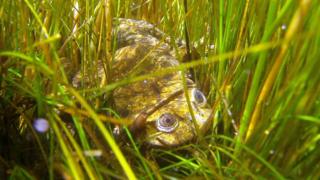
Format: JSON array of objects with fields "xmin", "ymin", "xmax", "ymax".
[{"xmin": 1, "ymin": 0, "xmax": 319, "ymax": 179}]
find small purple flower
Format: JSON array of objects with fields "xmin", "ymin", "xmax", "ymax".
[{"xmin": 33, "ymin": 118, "xmax": 50, "ymax": 133}]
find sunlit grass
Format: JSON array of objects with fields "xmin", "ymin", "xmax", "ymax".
[{"xmin": 1, "ymin": 0, "xmax": 319, "ymax": 179}]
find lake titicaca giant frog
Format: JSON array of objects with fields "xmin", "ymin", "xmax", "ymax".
[{"xmin": 73, "ymin": 18, "xmax": 212, "ymax": 147}]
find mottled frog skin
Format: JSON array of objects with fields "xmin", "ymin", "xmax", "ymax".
[{"xmin": 73, "ymin": 18, "xmax": 212, "ymax": 147}]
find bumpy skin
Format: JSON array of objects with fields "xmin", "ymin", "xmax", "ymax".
[{"xmin": 73, "ymin": 18, "xmax": 211, "ymax": 147}]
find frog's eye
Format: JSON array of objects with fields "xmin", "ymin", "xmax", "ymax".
[
  {"xmin": 156, "ymin": 113, "xmax": 179, "ymax": 133},
  {"xmin": 192, "ymin": 88, "xmax": 207, "ymax": 107}
]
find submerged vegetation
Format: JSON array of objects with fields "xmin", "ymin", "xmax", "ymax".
[{"xmin": 1, "ymin": 0, "xmax": 319, "ymax": 179}]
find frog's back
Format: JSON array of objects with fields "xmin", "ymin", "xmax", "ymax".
[
  {"xmin": 111, "ymin": 18, "xmax": 184, "ymax": 121},
  {"xmin": 72, "ymin": 18, "xmax": 178, "ymax": 87}
]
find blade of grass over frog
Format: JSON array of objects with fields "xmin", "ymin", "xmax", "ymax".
[
  {"xmin": 246, "ymin": 0, "xmax": 312, "ymax": 141},
  {"xmin": 83, "ymin": 40, "xmax": 282, "ymax": 98},
  {"xmin": 127, "ymin": 35, "xmax": 181, "ymax": 78},
  {"xmin": 60, "ymin": 106, "xmax": 131, "ymax": 125},
  {"xmin": 66, "ymin": 86, "xmax": 137, "ymax": 180},
  {"xmin": 50, "ymin": 114, "xmax": 83, "ymax": 180},
  {"xmin": 0, "ymin": 51, "xmax": 54, "ymax": 76},
  {"xmin": 53, "ymin": 113, "xmax": 98, "ymax": 180},
  {"xmin": 181, "ymin": 69, "xmax": 201, "ymax": 138},
  {"xmin": 217, "ymin": 135, "xmax": 285, "ymax": 179}
]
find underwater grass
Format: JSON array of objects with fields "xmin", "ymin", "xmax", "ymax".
[{"xmin": 1, "ymin": 0, "xmax": 320, "ymax": 179}]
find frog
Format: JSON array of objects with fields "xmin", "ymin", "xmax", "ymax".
[{"xmin": 73, "ymin": 18, "xmax": 212, "ymax": 147}]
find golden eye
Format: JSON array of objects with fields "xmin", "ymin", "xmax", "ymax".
[
  {"xmin": 156, "ymin": 113, "xmax": 179, "ymax": 133},
  {"xmin": 192, "ymin": 88, "xmax": 207, "ymax": 107}
]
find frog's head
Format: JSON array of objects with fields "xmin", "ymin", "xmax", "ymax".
[{"xmin": 139, "ymin": 88, "xmax": 212, "ymax": 147}]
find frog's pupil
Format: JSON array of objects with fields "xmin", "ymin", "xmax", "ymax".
[{"xmin": 162, "ymin": 114, "xmax": 174, "ymax": 126}]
